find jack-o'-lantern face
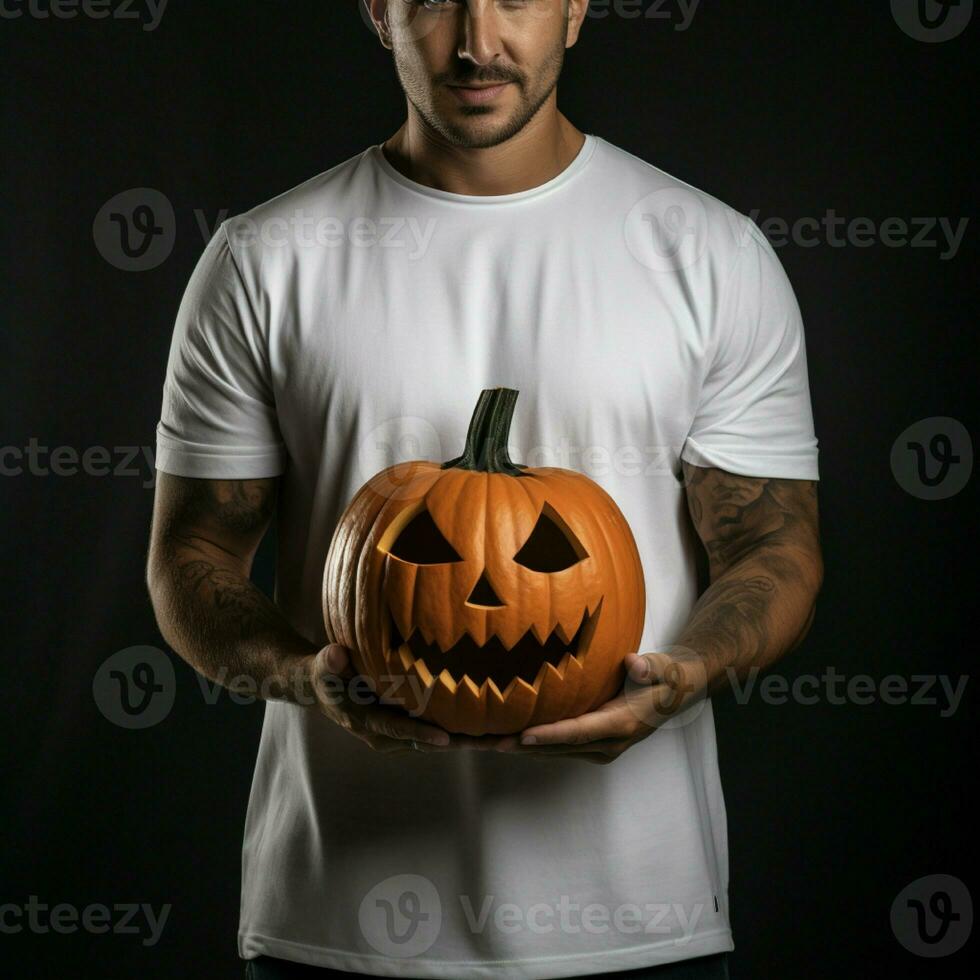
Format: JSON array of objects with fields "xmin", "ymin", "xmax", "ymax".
[
  {"xmin": 381, "ymin": 491, "xmax": 604, "ymax": 697},
  {"xmin": 323, "ymin": 388, "xmax": 645, "ymax": 735}
]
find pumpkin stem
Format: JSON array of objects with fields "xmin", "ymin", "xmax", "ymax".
[{"xmin": 442, "ymin": 387, "xmax": 528, "ymax": 476}]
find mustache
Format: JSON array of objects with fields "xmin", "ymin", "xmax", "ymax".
[{"xmin": 441, "ymin": 67, "xmax": 523, "ymax": 86}]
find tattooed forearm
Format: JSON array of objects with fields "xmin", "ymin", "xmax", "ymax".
[
  {"xmin": 681, "ymin": 574, "xmax": 774, "ymax": 671},
  {"xmin": 147, "ymin": 473, "xmax": 319, "ymax": 702},
  {"xmin": 677, "ymin": 462, "xmax": 824, "ymax": 686},
  {"xmin": 175, "ymin": 558, "xmax": 283, "ymax": 641},
  {"xmin": 683, "ymin": 462, "xmax": 821, "ymax": 578}
]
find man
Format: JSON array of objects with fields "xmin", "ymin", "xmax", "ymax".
[{"xmin": 147, "ymin": 1, "xmax": 823, "ymax": 978}]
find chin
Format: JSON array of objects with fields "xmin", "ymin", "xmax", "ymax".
[{"xmin": 439, "ymin": 112, "xmax": 525, "ymax": 150}]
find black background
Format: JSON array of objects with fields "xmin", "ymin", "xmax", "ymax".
[{"xmin": 2, "ymin": 1, "xmax": 976, "ymax": 978}]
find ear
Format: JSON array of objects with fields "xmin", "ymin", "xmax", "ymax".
[
  {"xmin": 564, "ymin": 0, "xmax": 591, "ymax": 48},
  {"xmin": 365, "ymin": 0, "xmax": 393, "ymax": 50}
]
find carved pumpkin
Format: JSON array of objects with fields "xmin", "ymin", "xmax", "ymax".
[{"xmin": 322, "ymin": 387, "xmax": 646, "ymax": 736}]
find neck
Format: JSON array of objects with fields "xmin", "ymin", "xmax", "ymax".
[{"xmin": 382, "ymin": 101, "xmax": 586, "ymax": 197}]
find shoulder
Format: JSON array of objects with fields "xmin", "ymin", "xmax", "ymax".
[
  {"xmin": 590, "ymin": 136, "xmax": 765, "ymax": 280},
  {"xmin": 218, "ymin": 147, "xmax": 377, "ymax": 262}
]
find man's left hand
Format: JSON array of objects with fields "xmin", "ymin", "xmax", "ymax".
[{"xmin": 453, "ymin": 650, "xmax": 711, "ymax": 764}]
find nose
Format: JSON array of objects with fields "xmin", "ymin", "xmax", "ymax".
[
  {"xmin": 467, "ymin": 571, "xmax": 504, "ymax": 607},
  {"xmin": 457, "ymin": 0, "xmax": 505, "ymax": 68}
]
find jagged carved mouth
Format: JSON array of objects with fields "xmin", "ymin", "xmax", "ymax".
[{"xmin": 387, "ymin": 598, "xmax": 602, "ymax": 692}]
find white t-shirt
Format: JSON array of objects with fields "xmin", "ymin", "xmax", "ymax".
[{"xmin": 156, "ymin": 133, "xmax": 819, "ymax": 978}]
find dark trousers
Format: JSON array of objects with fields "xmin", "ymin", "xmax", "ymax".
[{"xmin": 245, "ymin": 952, "xmax": 730, "ymax": 980}]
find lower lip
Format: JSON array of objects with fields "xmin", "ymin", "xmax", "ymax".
[{"xmin": 449, "ymin": 83, "xmax": 512, "ymax": 105}]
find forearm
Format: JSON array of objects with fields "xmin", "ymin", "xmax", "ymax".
[
  {"xmin": 148, "ymin": 535, "xmax": 319, "ymax": 703},
  {"xmin": 675, "ymin": 542, "xmax": 822, "ymax": 691}
]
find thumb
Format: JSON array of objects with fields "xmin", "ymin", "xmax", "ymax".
[
  {"xmin": 315, "ymin": 642, "xmax": 355, "ymax": 679},
  {"xmin": 625, "ymin": 651, "xmax": 654, "ymax": 682}
]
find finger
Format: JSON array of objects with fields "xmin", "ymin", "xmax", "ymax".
[
  {"xmin": 361, "ymin": 734, "xmax": 455, "ymax": 755},
  {"xmin": 451, "ymin": 733, "xmax": 521, "ymax": 751},
  {"xmin": 625, "ymin": 649, "xmax": 691, "ymax": 687},
  {"xmin": 520, "ymin": 704, "xmax": 635, "ymax": 746},
  {"xmin": 510, "ymin": 745, "xmax": 617, "ymax": 763},
  {"xmin": 504, "ymin": 736, "xmax": 621, "ymax": 754},
  {"xmin": 508, "ymin": 737, "xmax": 636, "ymax": 763},
  {"xmin": 355, "ymin": 703, "xmax": 451, "ymax": 746}
]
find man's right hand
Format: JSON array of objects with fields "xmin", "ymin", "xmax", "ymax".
[{"xmin": 307, "ymin": 644, "xmax": 453, "ymax": 754}]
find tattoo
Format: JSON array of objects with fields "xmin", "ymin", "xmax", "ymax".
[
  {"xmin": 682, "ymin": 462, "xmax": 820, "ymax": 578},
  {"xmin": 148, "ymin": 474, "xmax": 319, "ymax": 699},
  {"xmin": 676, "ymin": 463, "xmax": 824, "ymax": 682},
  {"xmin": 683, "ymin": 574, "xmax": 774, "ymax": 664},
  {"xmin": 176, "ymin": 558, "xmax": 281, "ymax": 641},
  {"xmin": 160, "ymin": 477, "xmax": 277, "ymax": 542}
]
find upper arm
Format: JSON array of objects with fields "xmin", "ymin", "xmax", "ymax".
[
  {"xmin": 679, "ymin": 218, "xmax": 822, "ymax": 588},
  {"xmin": 149, "ymin": 224, "xmax": 285, "ymax": 580},
  {"xmin": 681, "ymin": 218, "xmax": 819, "ymax": 482},
  {"xmin": 148, "ymin": 472, "xmax": 278, "ymax": 579},
  {"xmin": 155, "ymin": 224, "xmax": 287, "ymax": 481},
  {"xmin": 682, "ymin": 460, "xmax": 822, "ymax": 588}
]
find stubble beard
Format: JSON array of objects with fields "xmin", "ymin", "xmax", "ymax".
[{"xmin": 393, "ymin": 28, "xmax": 567, "ymax": 150}]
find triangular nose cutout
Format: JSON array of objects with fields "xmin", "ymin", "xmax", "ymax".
[{"xmin": 467, "ymin": 572, "xmax": 504, "ymax": 607}]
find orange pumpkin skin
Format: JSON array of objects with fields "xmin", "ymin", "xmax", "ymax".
[{"xmin": 322, "ymin": 388, "xmax": 646, "ymax": 736}]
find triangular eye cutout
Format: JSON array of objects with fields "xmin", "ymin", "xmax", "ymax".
[
  {"xmin": 514, "ymin": 502, "xmax": 587, "ymax": 573},
  {"xmin": 388, "ymin": 508, "xmax": 462, "ymax": 565}
]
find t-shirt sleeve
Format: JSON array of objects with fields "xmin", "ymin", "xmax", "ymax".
[
  {"xmin": 681, "ymin": 219, "xmax": 820, "ymax": 481},
  {"xmin": 155, "ymin": 223, "xmax": 287, "ymax": 479}
]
